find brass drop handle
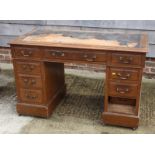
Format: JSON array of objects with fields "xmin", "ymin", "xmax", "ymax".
[
  {"xmin": 22, "ymin": 65, "xmax": 27, "ymax": 70},
  {"xmin": 22, "ymin": 65, "xmax": 34, "ymax": 71},
  {"xmin": 50, "ymin": 50, "xmax": 65, "ymax": 57},
  {"xmin": 117, "ymin": 73, "xmax": 131, "ymax": 80},
  {"xmin": 116, "ymin": 87, "xmax": 129, "ymax": 94},
  {"xmin": 21, "ymin": 50, "xmax": 32, "ymax": 57},
  {"xmin": 119, "ymin": 56, "xmax": 133, "ymax": 64},
  {"xmin": 23, "ymin": 78, "xmax": 36, "ymax": 86},
  {"xmin": 26, "ymin": 94, "xmax": 37, "ymax": 99},
  {"xmin": 84, "ymin": 54, "xmax": 96, "ymax": 62},
  {"xmin": 84, "ymin": 54, "xmax": 88, "ymax": 58},
  {"xmin": 31, "ymin": 79, "xmax": 36, "ymax": 85},
  {"xmin": 23, "ymin": 78, "xmax": 29, "ymax": 83},
  {"xmin": 30, "ymin": 65, "xmax": 34, "ymax": 70},
  {"xmin": 31, "ymin": 95, "xmax": 37, "ymax": 99}
]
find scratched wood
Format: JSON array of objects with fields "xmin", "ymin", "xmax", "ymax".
[{"xmin": 10, "ymin": 28, "xmax": 148, "ymax": 53}]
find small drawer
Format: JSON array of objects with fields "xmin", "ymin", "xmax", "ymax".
[
  {"xmin": 109, "ymin": 67, "xmax": 140, "ymax": 81},
  {"xmin": 19, "ymin": 89, "xmax": 43, "ymax": 104},
  {"xmin": 13, "ymin": 47, "xmax": 42, "ymax": 59},
  {"xmin": 110, "ymin": 53, "xmax": 142, "ymax": 66},
  {"xmin": 15, "ymin": 61, "xmax": 41, "ymax": 75},
  {"xmin": 108, "ymin": 82, "xmax": 138, "ymax": 98},
  {"xmin": 18, "ymin": 75, "xmax": 42, "ymax": 89}
]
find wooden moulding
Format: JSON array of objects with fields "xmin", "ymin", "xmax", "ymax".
[
  {"xmin": 16, "ymin": 84, "xmax": 66, "ymax": 118},
  {"xmin": 102, "ymin": 112, "xmax": 139, "ymax": 129}
]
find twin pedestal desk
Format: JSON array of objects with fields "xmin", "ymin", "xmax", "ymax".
[{"xmin": 10, "ymin": 28, "xmax": 148, "ymax": 129}]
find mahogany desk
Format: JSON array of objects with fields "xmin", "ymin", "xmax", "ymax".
[{"xmin": 10, "ymin": 28, "xmax": 148, "ymax": 128}]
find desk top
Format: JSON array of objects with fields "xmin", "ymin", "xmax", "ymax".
[{"xmin": 10, "ymin": 27, "xmax": 148, "ymax": 53}]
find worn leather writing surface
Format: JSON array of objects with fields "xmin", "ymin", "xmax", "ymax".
[{"xmin": 10, "ymin": 27, "xmax": 148, "ymax": 53}]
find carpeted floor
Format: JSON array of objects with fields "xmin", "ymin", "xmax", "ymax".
[{"xmin": 1, "ymin": 70, "xmax": 155, "ymax": 133}]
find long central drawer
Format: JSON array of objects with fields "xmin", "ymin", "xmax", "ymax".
[{"xmin": 44, "ymin": 48, "xmax": 107, "ymax": 63}]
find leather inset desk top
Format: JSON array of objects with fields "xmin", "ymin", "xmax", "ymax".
[{"xmin": 10, "ymin": 28, "xmax": 148, "ymax": 53}]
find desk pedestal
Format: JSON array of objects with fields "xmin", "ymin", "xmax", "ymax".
[{"xmin": 13, "ymin": 61, "xmax": 66, "ymax": 118}]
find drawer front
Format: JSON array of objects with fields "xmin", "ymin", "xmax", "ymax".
[
  {"xmin": 111, "ymin": 53, "xmax": 142, "ymax": 66},
  {"xmin": 13, "ymin": 47, "xmax": 42, "ymax": 59},
  {"xmin": 15, "ymin": 61, "xmax": 41, "ymax": 75},
  {"xmin": 18, "ymin": 75, "xmax": 42, "ymax": 89},
  {"xmin": 19, "ymin": 89, "xmax": 43, "ymax": 104},
  {"xmin": 44, "ymin": 48, "xmax": 106, "ymax": 63},
  {"xmin": 108, "ymin": 82, "xmax": 138, "ymax": 98},
  {"xmin": 109, "ymin": 68, "xmax": 140, "ymax": 81},
  {"xmin": 80, "ymin": 52, "xmax": 107, "ymax": 63}
]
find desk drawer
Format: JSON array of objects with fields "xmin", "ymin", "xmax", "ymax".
[
  {"xmin": 108, "ymin": 82, "xmax": 138, "ymax": 98},
  {"xmin": 44, "ymin": 48, "xmax": 106, "ymax": 63},
  {"xmin": 110, "ymin": 53, "xmax": 142, "ymax": 66},
  {"xmin": 13, "ymin": 47, "xmax": 42, "ymax": 59},
  {"xmin": 15, "ymin": 61, "xmax": 41, "ymax": 75},
  {"xmin": 109, "ymin": 67, "xmax": 140, "ymax": 81},
  {"xmin": 19, "ymin": 89, "xmax": 43, "ymax": 104},
  {"xmin": 18, "ymin": 75, "xmax": 42, "ymax": 89},
  {"xmin": 80, "ymin": 52, "xmax": 106, "ymax": 63}
]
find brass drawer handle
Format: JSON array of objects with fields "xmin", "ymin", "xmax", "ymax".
[
  {"xmin": 26, "ymin": 94, "xmax": 38, "ymax": 99},
  {"xmin": 22, "ymin": 65, "xmax": 35, "ymax": 71},
  {"xmin": 119, "ymin": 56, "xmax": 133, "ymax": 64},
  {"xmin": 23, "ymin": 78, "xmax": 29, "ymax": 83},
  {"xmin": 21, "ymin": 50, "xmax": 32, "ymax": 57},
  {"xmin": 50, "ymin": 50, "xmax": 65, "ymax": 57},
  {"xmin": 116, "ymin": 87, "xmax": 129, "ymax": 94},
  {"xmin": 31, "ymin": 79, "xmax": 36, "ymax": 85},
  {"xmin": 84, "ymin": 54, "xmax": 96, "ymax": 62},
  {"xmin": 30, "ymin": 65, "xmax": 35, "ymax": 70},
  {"xmin": 22, "ymin": 65, "xmax": 27, "ymax": 69},
  {"xmin": 117, "ymin": 73, "xmax": 131, "ymax": 80},
  {"xmin": 23, "ymin": 78, "xmax": 36, "ymax": 85}
]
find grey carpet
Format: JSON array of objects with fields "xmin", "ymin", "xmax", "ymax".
[
  {"xmin": 20, "ymin": 75, "xmax": 155, "ymax": 134},
  {"xmin": 1, "ymin": 70, "xmax": 155, "ymax": 133}
]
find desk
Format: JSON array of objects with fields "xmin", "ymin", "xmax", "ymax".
[{"xmin": 10, "ymin": 28, "xmax": 148, "ymax": 128}]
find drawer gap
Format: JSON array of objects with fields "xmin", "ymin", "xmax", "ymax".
[{"xmin": 107, "ymin": 97, "xmax": 136, "ymax": 115}]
